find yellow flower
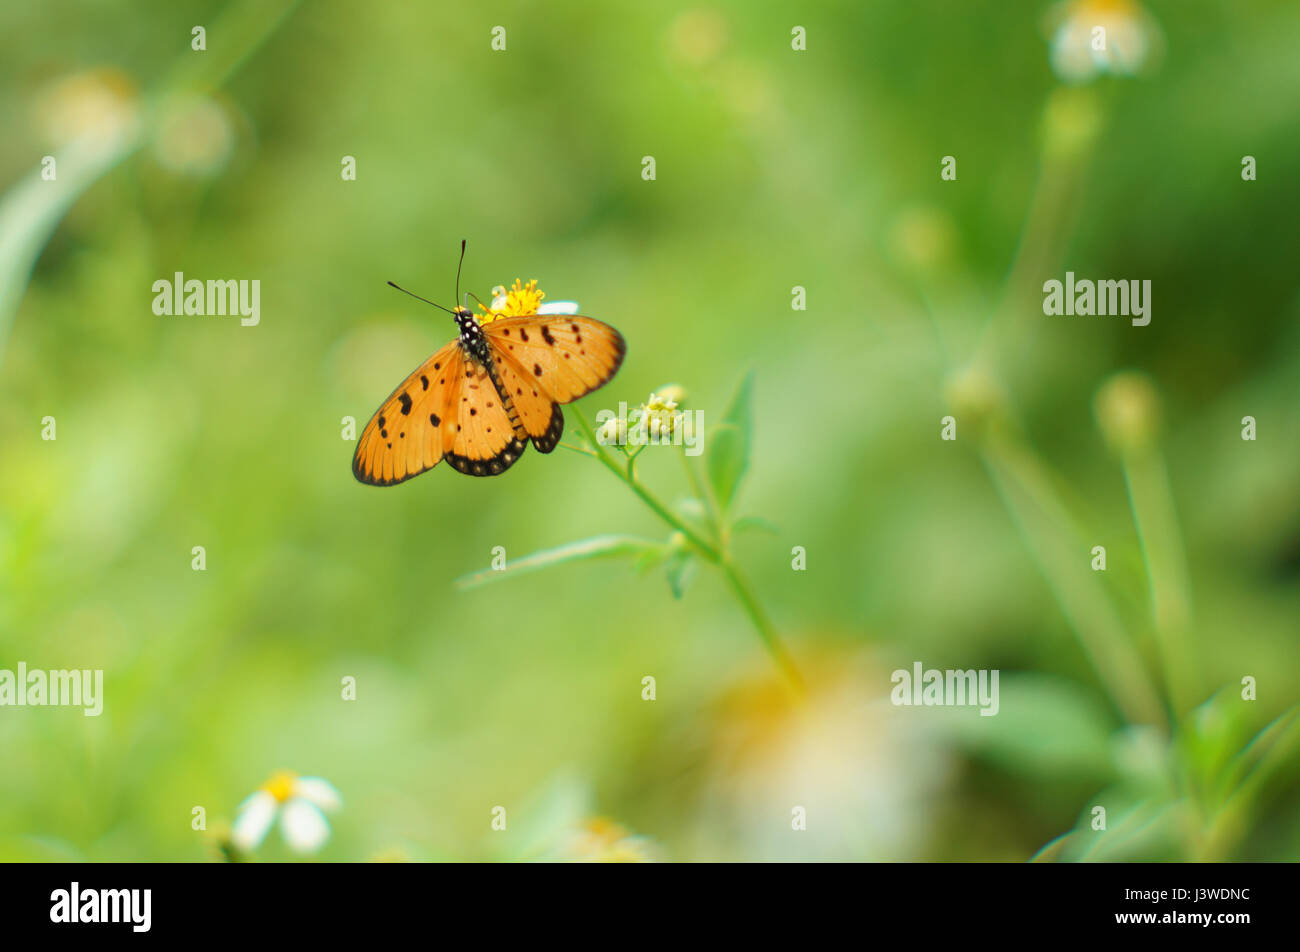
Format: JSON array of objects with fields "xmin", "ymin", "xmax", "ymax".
[
  {"xmin": 561, "ymin": 817, "xmax": 655, "ymax": 862},
  {"xmin": 478, "ymin": 279, "xmax": 545, "ymax": 323},
  {"xmin": 1094, "ymin": 371, "xmax": 1160, "ymax": 455},
  {"xmin": 262, "ymin": 769, "xmax": 297, "ymax": 803},
  {"xmin": 477, "ymin": 279, "xmax": 581, "ymax": 324}
]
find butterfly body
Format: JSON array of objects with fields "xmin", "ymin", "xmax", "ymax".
[
  {"xmin": 453, "ymin": 307, "xmax": 492, "ymax": 365},
  {"xmin": 353, "ymin": 305, "xmax": 625, "ymax": 485}
]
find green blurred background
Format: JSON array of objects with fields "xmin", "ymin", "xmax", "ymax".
[{"xmin": 1, "ymin": 0, "xmax": 1297, "ymax": 861}]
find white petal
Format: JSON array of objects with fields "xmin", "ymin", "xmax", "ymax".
[
  {"xmin": 279, "ymin": 798, "xmax": 331, "ymax": 854},
  {"xmin": 537, "ymin": 301, "xmax": 579, "ymax": 315},
  {"xmin": 229, "ymin": 791, "xmax": 277, "ymax": 852},
  {"xmin": 292, "ymin": 776, "xmax": 342, "ymax": 812}
]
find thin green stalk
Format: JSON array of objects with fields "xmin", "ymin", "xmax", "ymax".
[
  {"xmin": 1120, "ymin": 449, "xmax": 1198, "ymax": 716},
  {"xmin": 571, "ymin": 406, "xmax": 719, "ymax": 561},
  {"xmin": 571, "ymin": 405, "xmax": 802, "ymax": 691},
  {"xmin": 981, "ymin": 428, "xmax": 1165, "ymax": 728},
  {"xmin": 681, "ymin": 446, "xmax": 725, "ymax": 550},
  {"xmin": 721, "ymin": 558, "xmax": 805, "ymax": 695}
]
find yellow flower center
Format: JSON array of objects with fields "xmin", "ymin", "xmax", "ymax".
[
  {"xmin": 477, "ymin": 279, "xmax": 545, "ymax": 324},
  {"xmin": 262, "ymin": 770, "xmax": 297, "ymax": 803}
]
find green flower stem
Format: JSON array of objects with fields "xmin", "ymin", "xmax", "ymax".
[
  {"xmin": 721, "ymin": 557, "xmax": 805, "ymax": 694},
  {"xmin": 571, "ymin": 405, "xmax": 802, "ymax": 691},
  {"xmin": 1120, "ymin": 448, "xmax": 1198, "ymax": 717},
  {"xmin": 981, "ymin": 427, "xmax": 1165, "ymax": 728},
  {"xmin": 681, "ymin": 448, "xmax": 726, "ymax": 550},
  {"xmin": 571, "ymin": 406, "xmax": 719, "ymax": 561}
]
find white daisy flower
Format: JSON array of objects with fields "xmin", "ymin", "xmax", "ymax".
[
  {"xmin": 1047, "ymin": 0, "xmax": 1160, "ymax": 85},
  {"xmin": 536, "ymin": 300, "xmax": 580, "ymax": 315},
  {"xmin": 230, "ymin": 771, "xmax": 342, "ymax": 855}
]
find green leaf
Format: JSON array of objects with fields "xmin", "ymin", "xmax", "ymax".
[
  {"xmin": 666, "ymin": 552, "xmax": 698, "ymax": 599},
  {"xmin": 1067, "ymin": 797, "xmax": 1188, "ymax": 862},
  {"xmin": 633, "ymin": 546, "xmax": 674, "ymax": 574},
  {"xmin": 454, "ymin": 534, "xmax": 663, "ymax": 589},
  {"xmin": 733, "ymin": 515, "xmax": 780, "ymax": 535},
  {"xmin": 934, "ymin": 673, "xmax": 1115, "ymax": 778},
  {"xmin": 1217, "ymin": 703, "xmax": 1300, "ymax": 811},
  {"xmin": 706, "ymin": 370, "xmax": 754, "ymax": 511}
]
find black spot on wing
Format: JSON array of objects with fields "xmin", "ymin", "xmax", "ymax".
[{"xmin": 399, "ymin": 392, "xmax": 413, "ymax": 415}]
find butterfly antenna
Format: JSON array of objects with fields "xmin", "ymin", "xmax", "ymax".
[
  {"xmin": 454, "ymin": 239, "xmax": 468, "ymax": 309},
  {"xmin": 386, "ymin": 281, "xmax": 455, "ymax": 315}
]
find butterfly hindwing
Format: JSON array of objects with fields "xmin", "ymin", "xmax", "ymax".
[
  {"xmin": 353, "ymin": 340, "xmax": 462, "ymax": 486},
  {"xmin": 487, "ymin": 350, "xmax": 565, "ymax": 453},
  {"xmin": 446, "ymin": 357, "xmax": 528, "ymax": 476},
  {"xmin": 483, "ymin": 315, "xmax": 625, "ymax": 452}
]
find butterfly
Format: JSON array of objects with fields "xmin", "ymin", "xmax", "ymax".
[{"xmin": 353, "ymin": 244, "xmax": 626, "ymax": 485}]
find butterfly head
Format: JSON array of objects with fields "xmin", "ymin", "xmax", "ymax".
[
  {"xmin": 454, "ymin": 306, "xmax": 479, "ymax": 334},
  {"xmin": 454, "ymin": 306, "xmax": 490, "ymax": 361}
]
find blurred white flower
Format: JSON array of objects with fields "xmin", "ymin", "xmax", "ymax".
[
  {"xmin": 1047, "ymin": 0, "xmax": 1161, "ymax": 84},
  {"xmin": 698, "ymin": 650, "xmax": 951, "ymax": 860},
  {"xmin": 559, "ymin": 817, "xmax": 656, "ymax": 862},
  {"xmin": 152, "ymin": 96, "xmax": 236, "ymax": 178},
  {"xmin": 34, "ymin": 68, "xmax": 140, "ymax": 148},
  {"xmin": 230, "ymin": 771, "xmax": 342, "ymax": 855},
  {"xmin": 888, "ymin": 205, "xmax": 957, "ymax": 273}
]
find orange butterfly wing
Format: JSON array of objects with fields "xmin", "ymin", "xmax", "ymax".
[
  {"xmin": 444, "ymin": 357, "xmax": 529, "ymax": 476},
  {"xmin": 353, "ymin": 341, "xmax": 526, "ymax": 484},
  {"xmin": 482, "ymin": 315, "xmax": 626, "ymax": 452}
]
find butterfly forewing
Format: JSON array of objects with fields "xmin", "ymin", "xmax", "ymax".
[
  {"xmin": 482, "ymin": 314, "xmax": 625, "ymax": 452},
  {"xmin": 483, "ymin": 315, "xmax": 626, "ymax": 402},
  {"xmin": 353, "ymin": 340, "xmax": 462, "ymax": 485}
]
